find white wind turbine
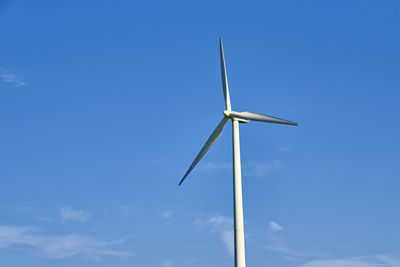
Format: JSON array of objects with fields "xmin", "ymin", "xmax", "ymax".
[{"xmin": 179, "ymin": 38, "xmax": 298, "ymax": 267}]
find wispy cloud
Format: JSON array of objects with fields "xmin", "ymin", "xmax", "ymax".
[
  {"xmin": 120, "ymin": 204, "xmax": 134, "ymax": 217},
  {"xmin": 60, "ymin": 207, "xmax": 90, "ymax": 223},
  {"xmin": 264, "ymin": 239, "xmax": 305, "ymax": 260},
  {"xmin": 193, "ymin": 215, "xmax": 234, "ymax": 257},
  {"xmin": 301, "ymin": 254, "xmax": 400, "ymax": 267},
  {"xmin": 264, "ymin": 221, "xmax": 306, "ymax": 261},
  {"xmin": 142, "ymin": 159, "xmax": 163, "ymax": 165},
  {"xmin": 279, "ymin": 146, "xmax": 290, "ymax": 152},
  {"xmin": 198, "ymin": 162, "xmax": 231, "ymax": 172},
  {"xmin": 263, "ymin": 223, "xmax": 399, "ymax": 266},
  {"xmin": 0, "ymin": 70, "xmax": 27, "ymax": 87},
  {"xmin": 244, "ymin": 159, "xmax": 282, "ymax": 177},
  {"xmin": 198, "ymin": 160, "xmax": 282, "ymax": 178},
  {"xmin": 269, "ymin": 221, "xmax": 283, "ymax": 232},
  {"xmin": 162, "ymin": 260, "xmax": 174, "ymax": 267},
  {"xmin": 0, "ymin": 225, "xmax": 127, "ymax": 260},
  {"xmin": 161, "ymin": 210, "xmax": 174, "ymax": 219},
  {"xmin": 37, "ymin": 217, "xmax": 54, "ymax": 222}
]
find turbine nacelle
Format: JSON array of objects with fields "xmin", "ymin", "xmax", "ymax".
[{"xmin": 223, "ymin": 110, "xmax": 250, "ymax": 123}]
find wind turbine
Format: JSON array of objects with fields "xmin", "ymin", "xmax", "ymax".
[{"xmin": 179, "ymin": 38, "xmax": 297, "ymax": 267}]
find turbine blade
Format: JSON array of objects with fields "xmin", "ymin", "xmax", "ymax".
[
  {"xmin": 230, "ymin": 111, "xmax": 298, "ymax": 126},
  {"xmin": 220, "ymin": 38, "xmax": 232, "ymax": 111},
  {"xmin": 179, "ymin": 117, "xmax": 229, "ymax": 185}
]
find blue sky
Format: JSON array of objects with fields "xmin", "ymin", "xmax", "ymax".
[{"xmin": 1, "ymin": 1, "xmax": 399, "ymax": 266}]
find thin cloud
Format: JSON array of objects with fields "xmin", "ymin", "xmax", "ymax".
[
  {"xmin": 37, "ymin": 217, "xmax": 54, "ymax": 222},
  {"xmin": 193, "ymin": 215, "xmax": 234, "ymax": 257},
  {"xmin": 161, "ymin": 210, "xmax": 174, "ymax": 219},
  {"xmin": 269, "ymin": 221, "xmax": 283, "ymax": 232},
  {"xmin": 0, "ymin": 225, "xmax": 128, "ymax": 260},
  {"xmin": 198, "ymin": 162, "xmax": 231, "ymax": 172},
  {"xmin": 244, "ymin": 159, "xmax": 282, "ymax": 177},
  {"xmin": 162, "ymin": 260, "xmax": 174, "ymax": 267},
  {"xmin": 264, "ymin": 222, "xmax": 306, "ymax": 261},
  {"xmin": 198, "ymin": 160, "xmax": 282, "ymax": 177},
  {"xmin": 264, "ymin": 236, "xmax": 305, "ymax": 260},
  {"xmin": 0, "ymin": 70, "xmax": 27, "ymax": 87},
  {"xmin": 279, "ymin": 146, "xmax": 290, "ymax": 152},
  {"xmin": 301, "ymin": 254, "xmax": 400, "ymax": 267},
  {"xmin": 60, "ymin": 207, "xmax": 90, "ymax": 223},
  {"xmin": 120, "ymin": 204, "xmax": 134, "ymax": 217}
]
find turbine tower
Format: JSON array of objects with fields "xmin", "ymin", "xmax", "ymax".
[{"xmin": 179, "ymin": 38, "xmax": 297, "ymax": 267}]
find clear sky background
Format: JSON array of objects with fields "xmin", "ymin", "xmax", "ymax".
[{"xmin": 1, "ymin": 1, "xmax": 399, "ymax": 266}]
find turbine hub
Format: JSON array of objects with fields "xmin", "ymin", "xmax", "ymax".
[
  {"xmin": 223, "ymin": 110, "xmax": 231, "ymax": 117},
  {"xmin": 223, "ymin": 110, "xmax": 249, "ymax": 123}
]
